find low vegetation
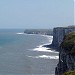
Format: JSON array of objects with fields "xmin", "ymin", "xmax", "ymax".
[
  {"xmin": 63, "ymin": 70, "xmax": 75, "ymax": 75},
  {"xmin": 61, "ymin": 32, "xmax": 75, "ymax": 55}
]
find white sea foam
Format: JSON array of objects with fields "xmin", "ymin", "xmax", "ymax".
[
  {"xmin": 31, "ymin": 35, "xmax": 59, "ymax": 53},
  {"xmin": 16, "ymin": 33, "xmax": 24, "ymax": 35},
  {"xmin": 28, "ymin": 55, "xmax": 59, "ymax": 59},
  {"xmin": 33, "ymin": 45, "xmax": 59, "ymax": 54}
]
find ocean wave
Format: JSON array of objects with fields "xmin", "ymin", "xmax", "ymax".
[
  {"xmin": 16, "ymin": 33, "xmax": 25, "ymax": 35},
  {"xmin": 33, "ymin": 45, "xmax": 59, "ymax": 54},
  {"xmin": 41, "ymin": 35, "xmax": 53, "ymax": 39},
  {"xmin": 28, "ymin": 55, "xmax": 59, "ymax": 59},
  {"xmin": 30, "ymin": 35, "xmax": 59, "ymax": 53}
]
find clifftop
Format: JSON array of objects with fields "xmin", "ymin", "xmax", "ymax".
[{"xmin": 61, "ymin": 32, "xmax": 75, "ymax": 55}]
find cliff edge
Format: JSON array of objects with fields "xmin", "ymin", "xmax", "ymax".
[
  {"xmin": 55, "ymin": 32, "xmax": 75, "ymax": 75},
  {"xmin": 52, "ymin": 26, "xmax": 75, "ymax": 49}
]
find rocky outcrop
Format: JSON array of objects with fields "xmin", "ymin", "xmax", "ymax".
[
  {"xmin": 55, "ymin": 32, "xmax": 75, "ymax": 75},
  {"xmin": 52, "ymin": 26, "xmax": 75, "ymax": 48}
]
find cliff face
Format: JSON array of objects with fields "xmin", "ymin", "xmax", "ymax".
[
  {"xmin": 55, "ymin": 32, "xmax": 75, "ymax": 75},
  {"xmin": 52, "ymin": 27, "xmax": 75, "ymax": 48}
]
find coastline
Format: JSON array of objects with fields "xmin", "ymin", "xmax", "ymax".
[
  {"xmin": 41, "ymin": 35, "xmax": 58, "ymax": 51},
  {"xmin": 16, "ymin": 32, "xmax": 59, "ymax": 54},
  {"xmin": 29, "ymin": 34, "xmax": 59, "ymax": 60}
]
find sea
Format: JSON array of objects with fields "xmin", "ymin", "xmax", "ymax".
[{"xmin": 0, "ymin": 29, "xmax": 59, "ymax": 75}]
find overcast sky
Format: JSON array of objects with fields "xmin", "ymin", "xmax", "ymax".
[{"xmin": 0, "ymin": 0, "xmax": 74, "ymax": 29}]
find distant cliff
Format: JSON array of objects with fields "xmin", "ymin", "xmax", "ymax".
[
  {"xmin": 24, "ymin": 29, "xmax": 53, "ymax": 35},
  {"xmin": 55, "ymin": 32, "xmax": 75, "ymax": 75},
  {"xmin": 52, "ymin": 26, "xmax": 75, "ymax": 48}
]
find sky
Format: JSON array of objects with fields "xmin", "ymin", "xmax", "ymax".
[{"xmin": 0, "ymin": 0, "xmax": 74, "ymax": 29}]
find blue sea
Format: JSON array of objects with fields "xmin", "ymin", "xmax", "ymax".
[{"xmin": 0, "ymin": 29, "xmax": 59, "ymax": 75}]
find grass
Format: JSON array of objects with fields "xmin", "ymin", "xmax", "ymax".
[
  {"xmin": 61, "ymin": 32, "xmax": 75, "ymax": 55},
  {"xmin": 63, "ymin": 70, "xmax": 75, "ymax": 75}
]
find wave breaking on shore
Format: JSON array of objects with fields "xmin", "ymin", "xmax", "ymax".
[
  {"xmin": 28, "ymin": 55, "xmax": 59, "ymax": 59},
  {"xmin": 33, "ymin": 45, "xmax": 59, "ymax": 54},
  {"xmin": 28, "ymin": 35, "xmax": 59, "ymax": 60},
  {"xmin": 16, "ymin": 33, "xmax": 25, "ymax": 35}
]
